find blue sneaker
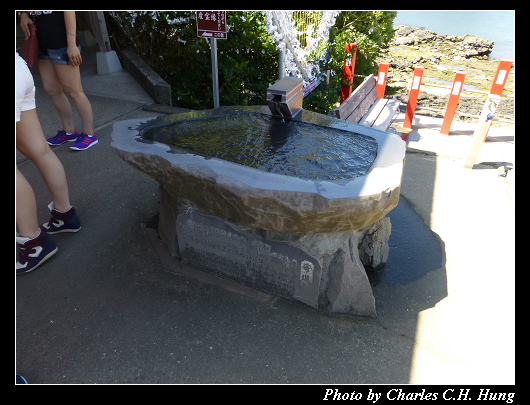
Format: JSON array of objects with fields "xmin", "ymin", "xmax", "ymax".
[
  {"xmin": 70, "ymin": 133, "xmax": 98, "ymax": 151},
  {"xmin": 41, "ymin": 202, "xmax": 81, "ymax": 234},
  {"xmin": 47, "ymin": 130, "xmax": 78, "ymax": 146},
  {"xmin": 16, "ymin": 230, "xmax": 57, "ymax": 275}
]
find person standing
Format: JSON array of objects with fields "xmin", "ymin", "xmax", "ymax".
[
  {"xmin": 19, "ymin": 11, "xmax": 98, "ymax": 150},
  {"xmin": 16, "ymin": 52, "xmax": 81, "ymax": 274}
]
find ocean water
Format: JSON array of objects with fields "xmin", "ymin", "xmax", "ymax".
[{"xmin": 393, "ymin": 10, "xmax": 515, "ymax": 60}]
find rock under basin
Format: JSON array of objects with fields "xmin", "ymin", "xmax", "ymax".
[{"xmin": 111, "ymin": 105, "xmax": 406, "ymax": 317}]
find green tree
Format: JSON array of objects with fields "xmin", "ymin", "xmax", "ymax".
[
  {"xmin": 109, "ymin": 11, "xmax": 277, "ymax": 110},
  {"xmin": 304, "ymin": 11, "xmax": 397, "ymax": 114},
  {"xmin": 216, "ymin": 12, "xmax": 279, "ymax": 106},
  {"xmin": 108, "ymin": 11, "xmax": 396, "ymax": 113}
]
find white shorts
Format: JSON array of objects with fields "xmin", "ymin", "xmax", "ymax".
[{"xmin": 15, "ymin": 52, "xmax": 36, "ymax": 122}]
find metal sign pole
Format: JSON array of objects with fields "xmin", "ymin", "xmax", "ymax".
[
  {"xmin": 210, "ymin": 38, "xmax": 220, "ymax": 108},
  {"xmin": 196, "ymin": 11, "xmax": 227, "ymax": 109}
]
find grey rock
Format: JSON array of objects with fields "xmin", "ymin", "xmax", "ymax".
[
  {"xmin": 445, "ymin": 34, "xmax": 463, "ymax": 43},
  {"xmin": 394, "ymin": 25, "xmax": 414, "ymax": 37},
  {"xmin": 392, "ymin": 25, "xmax": 493, "ymax": 58},
  {"xmin": 411, "ymin": 27, "xmax": 437, "ymax": 43},
  {"xmin": 358, "ymin": 216, "xmax": 391, "ymax": 270},
  {"xmin": 164, "ymin": 205, "xmax": 388, "ymax": 317},
  {"xmin": 459, "ymin": 35, "xmax": 494, "ymax": 57},
  {"xmin": 394, "ymin": 36, "xmax": 414, "ymax": 46},
  {"xmin": 393, "ymin": 25, "xmax": 436, "ymax": 44}
]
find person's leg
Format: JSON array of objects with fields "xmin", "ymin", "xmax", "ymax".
[
  {"xmin": 16, "ymin": 109, "xmax": 71, "ymax": 213},
  {"xmin": 38, "ymin": 58, "xmax": 76, "ymax": 134},
  {"xmin": 15, "ymin": 164, "xmax": 40, "ymax": 239},
  {"xmin": 53, "ymin": 63, "xmax": 94, "ymax": 135},
  {"xmin": 16, "ymin": 154, "xmax": 59, "ymax": 275}
]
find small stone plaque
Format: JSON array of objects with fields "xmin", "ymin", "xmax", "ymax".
[{"xmin": 176, "ymin": 211, "xmax": 322, "ymax": 308}]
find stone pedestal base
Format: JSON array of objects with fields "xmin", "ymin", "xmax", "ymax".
[
  {"xmin": 158, "ymin": 189, "xmax": 391, "ymax": 318},
  {"xmin": 96, "ymin": 51, "xmax": 122, "ymax": 75}
]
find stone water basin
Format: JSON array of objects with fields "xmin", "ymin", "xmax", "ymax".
[
  {"xmin": 112, "ymin": 105, "xmax": 406, "ymax": 317},
  {"xmin": 111, "ymin": 105, "xmax": 406, "ymax": 234}
]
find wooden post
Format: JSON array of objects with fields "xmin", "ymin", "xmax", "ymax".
[
  {"xmin": 483, "ymin": 58, "xmax": 513, "ymax": 141},
  {"xmin": 463, "ymin": 94, "xmax": 501, "ymax": 169},
  {"xmin": 403, "ymin": 66, "xmax": 424, "ymax": 130},
  {"xmin": 376, "ymin": 62, "xmax": 389, "ymax": 99},
  {"xmin": 84, "ymin": 11, "xmax": 122, "ymax": 75},
  {"xmin": 440, "ymin": 71, "xmax": 466, "ymax": 135},
  {"xmin": 340, "ymin": 43, "xmax": 357, "ymax": 104},
  {"xmin": 85, "ymin": 11, "xmax": 111, "ymax": 52}
]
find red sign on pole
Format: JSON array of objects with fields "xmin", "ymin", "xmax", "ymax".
[
  {"xmin": 196, "ymin": 11, "xmax": 227, "ymax": 39},
  {"xmin": 340, "ymin": 43, "xmax": 357, "ymax": 104}
]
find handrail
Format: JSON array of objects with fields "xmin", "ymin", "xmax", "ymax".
[
  {"xmin": 353, "ymin": 74, "xmax": 514, "ymax": 98},
  {"xmin": 352, "ymin": 73, "xmax": 514, "ymax": 124}
]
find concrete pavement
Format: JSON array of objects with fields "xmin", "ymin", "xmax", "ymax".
[{"xmin": 15, "ymin": 45, "xmax": 514, "ymax": 384}]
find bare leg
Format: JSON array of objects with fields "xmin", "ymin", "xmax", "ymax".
[
  {"xmin": 53, "ymin": 63, "xmax": 94, "ymax": 135},
  {"xmin": 16, "ymin": 109, "xmax": 71, "ymax": 213},
  {"xmin": 38, "ymin": 59, "xmax": 76, "ymax": 134}
]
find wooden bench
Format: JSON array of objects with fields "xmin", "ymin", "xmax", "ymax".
[{"xmin": 332, "ymin": 74, "xmax": 400, "ymax": 131}]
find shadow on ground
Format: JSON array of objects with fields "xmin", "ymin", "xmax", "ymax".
[{"xmin": 16, "ymin": 84, "xmax": 447, "ymax": 384}]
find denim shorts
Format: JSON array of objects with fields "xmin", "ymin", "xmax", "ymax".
[{"xmin": 38, "ymin": 45, "xmax": 81, "ymax": 65}]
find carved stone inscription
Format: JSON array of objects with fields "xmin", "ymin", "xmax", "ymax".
[{"xmin": 176, "ymin": 211, "xmax": 321, "ymax": 308}]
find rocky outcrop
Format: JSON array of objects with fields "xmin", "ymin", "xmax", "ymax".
[
  {"xmin": 391, "ymin": 25, "xmax": 494, "ymax": 59},
  {"xmin": 393, "ymin": 26, "xmax": 435, "ymax": 45},
  {"xmin": 381, "ymin": 25, "xmax": 514, "ymax": 124}
]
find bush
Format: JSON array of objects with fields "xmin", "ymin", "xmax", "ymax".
[
  {"xmin": 109, "ymin": 11, "xmax": 278, "ymax": 110},
  {"xmin": 304, "ymin": 11, "xmax": 397, "ymax": 114},
  {"xmin": 109, "ymin": 11, "xmax": 396, "ymax": 113}
]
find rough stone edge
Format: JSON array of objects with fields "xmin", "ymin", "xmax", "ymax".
[
  {"xmin": 110, "ymin": 111, "xmax": 406, "ymax": 234},
  {"xmin": 118, "ymin": 49, "xmax": 172, "ymax": 106}
]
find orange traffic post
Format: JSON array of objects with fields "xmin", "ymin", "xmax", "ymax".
[
  {"xmin": 440, "ymin": 71, "xmax": 466, "ymax": 135},
  {"xmin": 376, "ymin": 62, "xmax": 389, "ymax": 99},
  {"xmin": 483, "ymin": 58, "xmax": 513, "ymax": 141},
  {"xmin": 340, "ymin": 43, "xmax": 357, "ymax": 104},
  {"xmin": 490, "ymin": 59, "xmax": 513, "ymax": 96},
  {"xmin": 403, "ymin": 66, "xmax": 424, "ymax": 131}
]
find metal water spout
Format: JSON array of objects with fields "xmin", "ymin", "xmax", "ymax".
[{"xmin": 266, "ymin": 77, "xmax": 304, "ymax": 120}]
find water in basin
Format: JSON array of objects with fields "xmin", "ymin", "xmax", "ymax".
[{"xmin": 141, "ymin": 112, "xmax": 378, "ymax": 181}]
